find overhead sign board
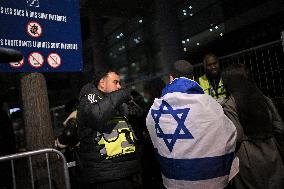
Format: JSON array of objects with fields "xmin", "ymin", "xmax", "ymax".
[{"xmin": 0, "ymin": 0, "xmax": 82, "ymax": 72}]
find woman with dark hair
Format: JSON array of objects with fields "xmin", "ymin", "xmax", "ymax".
[{"xmin": 222, "ymin": 63, "xmax": 284, "ymax": 189}]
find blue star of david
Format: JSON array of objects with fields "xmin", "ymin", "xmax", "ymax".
[{"xmin": 151, "ymin": 100, "xmax": 194, "ymax": 152}]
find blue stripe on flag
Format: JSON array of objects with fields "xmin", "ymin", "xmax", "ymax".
[
  {"xmin": 162, "ymin": 78, "xmax": 204, "ymax": 97},
  {"xmin": 157, "ymin": 152, "xmax": 234, "ymax": 181}
]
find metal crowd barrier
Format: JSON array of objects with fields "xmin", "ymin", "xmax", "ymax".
[{"xmin": 0, "ymin": 148, "xmax": 71, "ymax": 189}]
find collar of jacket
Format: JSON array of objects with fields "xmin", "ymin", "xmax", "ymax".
[{"xmin": 162, "ymin": 77, "xmax": 204, "ymax": 97}]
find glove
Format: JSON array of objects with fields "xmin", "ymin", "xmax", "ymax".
[
  {"xmin": 127, "ymin": 100, "xmax": 144, "ymax": 117},
  {"xmin": 57, "ymin": 118, "xmax": 78, "ymax": 147},
  {"xmin": 120, "ymin": 87, "xmax": 133, "ymax": 103}
]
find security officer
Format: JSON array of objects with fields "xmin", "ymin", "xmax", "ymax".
[
  {"xmin": 198, "ymin": 53, "xmax": 226, "ymax": 103},
  {"xmin": 76, "ymin": 68, "xmax": 142, "ymax": 189}
]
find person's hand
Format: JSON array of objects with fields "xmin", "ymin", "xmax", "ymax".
[
  {"xmin": 120, "ymin": 87, "xmax": 133, "ymax": 103},
  {"xmin": 127, "ymin": 100, "xmax": 143, "ymax": 117}
]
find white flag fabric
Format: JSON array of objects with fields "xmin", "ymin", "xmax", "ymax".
[{"xmin": 146, "ymin": 77, "xmax": 238, "ymax": 189}]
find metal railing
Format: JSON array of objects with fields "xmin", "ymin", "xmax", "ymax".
[
  {"xmin": 50, "ymin": 32, "xmax": 284, "ymax": 128},
  {"xmin": 193, "ymin": 38, "xmax": 284, "ymax": 100},
  {"xmin": 0, "ymin": 148, "xmax": 71, "ymax": 189}
]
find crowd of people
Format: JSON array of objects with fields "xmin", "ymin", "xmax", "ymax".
[
  {"xmin": 2, "ymin": 52, "xmax": 283, "ymax": 189},
  {"xmin": 53, "ymin": 53, "xmax": 284, "ymax": 189}
]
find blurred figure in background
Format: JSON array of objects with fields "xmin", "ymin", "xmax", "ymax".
[
  {"xmin": 222, "ymin": 63, "xmax": 284, "ymax": 189},
  {"xmin": 55, "ymin": 99, "xmax": 79, "ymax": 189},
  {"xmin": 199, "ymin": 53, "xmax": 226, "ymax": 104},
  {"xmin": 143, "ymin": 78, "xmax": 166, "ymax": 110},
  {"xmin": 10, "ymin": 110, "xmax": 25, "ymax": 152},
  {"xmin": 142, "ymin": 79, "xmax": 166, "ymax": 188},
  {"xmin": 127, "ymin": 90, "xmax": 146, "ymax": 143},
  {"xmin": 0, "ymin": 101, "xmax": 16, "ymax": 189}
]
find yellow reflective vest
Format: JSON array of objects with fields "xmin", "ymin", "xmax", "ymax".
[
  {"xmin": 97, "ymin": 115, "xmax": 136, "ymax": 159},
  {"xmin": 198, "ymin": 74, "xmax": 226, "ymax": 102}
]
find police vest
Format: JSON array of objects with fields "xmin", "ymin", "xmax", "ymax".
[
  {"xmin": 96, "ymin": 114, "xmax": 136, "ymax": 160},
  {"xmin": 199, "ymin": 74, "xmax": 226, "ymax": 101}
]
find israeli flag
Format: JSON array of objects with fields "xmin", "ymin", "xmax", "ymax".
[{"xmin": 146, "ymin": 77, "xmax": 238, "ymax": 189}]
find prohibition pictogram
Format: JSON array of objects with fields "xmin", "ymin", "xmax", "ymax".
[
  {"xmin": 27, "ymin": 21, "xmax": 42, "ymax": 38},
  {"xmin": 10, "ymin": 58, "xmax": 24, "ymax": 68},
  {"xmin": 27, "ymin": 0, "xmax": 40, "ymax": 8},
  {"xmin": 28, "ymin": 52, "xmax": 44, "ymax": 68},
  {"xmin": 47, "ymin": 53, "xmax": 61, "ymax": 68}
]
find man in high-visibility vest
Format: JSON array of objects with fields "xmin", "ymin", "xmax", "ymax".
[
  {"xmin": 76, "ymin": 68, "xmax": 142, "ymax": 188},
  {"xmin": 198, "ymin": 53, "xmax": 226, "ymax": 103}
]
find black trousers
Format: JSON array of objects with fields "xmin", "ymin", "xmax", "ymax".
[{"xmin": 86, "ymin": 174, "xmax": 142, "ymax": 189}]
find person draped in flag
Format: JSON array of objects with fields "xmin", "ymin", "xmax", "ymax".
[{"xmin": 146, "ymin": 60, "xmax": 239, "ymax": 189}]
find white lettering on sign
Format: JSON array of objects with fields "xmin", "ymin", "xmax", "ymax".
[
  {"xmin": 0, "ymin": 6, "xmax": 67, "ymax": 23},
  {"xmin": 1, "ymin": 38, "xmax": 78, "ymax": 50}
]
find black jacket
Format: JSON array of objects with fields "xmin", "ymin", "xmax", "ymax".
[{"xmin": 77, "ymin": 83, "xmax": 140, "ymax": 183}]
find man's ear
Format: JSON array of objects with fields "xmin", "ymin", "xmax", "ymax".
[
  {"xmin": 169, "ymin": 75, "xmax": 174, "ymax": 83},
  {"xmin": 98, "ymin": 78, "xmax": 105, "ymax": 91}
]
